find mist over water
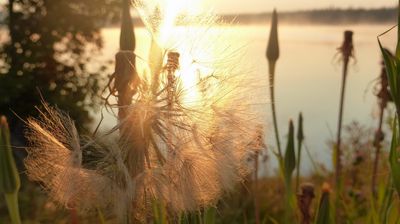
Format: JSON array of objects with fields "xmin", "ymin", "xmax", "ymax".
[{"xmin": 98, "ymin": 24, "xmax": 396, "ymax": 175}]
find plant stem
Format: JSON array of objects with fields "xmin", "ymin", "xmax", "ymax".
[
  {"xmin": 116, "ymin": 1, "xmax": 138, "ymax": 222},
  {"xmin": 296, "ymin": 140, "xmax": 302, "ymax": 192},
  {"xmin": 372, "ymin": 104, "xmax": 384, "ymax": 198},
  {"xmin": 5, "ymin": 193, "xmax": 21, "ymax": 224},
  {"xmin": 269, "ymin": 61, "xmax": 282, "ymax": 160},
  {"xmin": 335, "ymin": 58, "xmax": 348, "ymax": 188},
  {"xmin": 334, "ymin": 57, "xmax": 348, "ymax": 222}
]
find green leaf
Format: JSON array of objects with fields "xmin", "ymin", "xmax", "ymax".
[
  {"xmin": 379, "ymin": 41, "xmax": 399, "ymax": 108},
  {"xmin": 389, "ymin": 118, "xmax": 400, "ymax": 197}
]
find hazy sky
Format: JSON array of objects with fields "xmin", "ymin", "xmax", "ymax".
[{"xmin": 202, "ymin": 0, "xmax": 396, "ymax": 13}]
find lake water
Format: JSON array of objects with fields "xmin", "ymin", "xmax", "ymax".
[{"xmin": 98, "ymin": 24, "xmax": 397, "ymax": 174}]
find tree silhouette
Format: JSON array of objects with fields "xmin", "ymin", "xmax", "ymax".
[{"xmin": 0, "ymin": 0, "xmax": 120, "ymax": 129}]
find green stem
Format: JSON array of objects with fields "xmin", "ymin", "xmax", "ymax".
[
  {"xmin": 380, "ymin": 179, "xmax": 394, "ymax": 223},
  {"xmin": 269, "ymin": 61, "xmax": 282, "ymax": 161},
  {"xmin": 5, "ymin": 193, "xmax": 21, "ymax": 224},
  {"xmin": 284, "ymin": 182, "xmax": 294, "ymax": 224},
  {"xmin": 372, "ymin": 104, "xmax": 384, "ymax": 198},
  {"xmin": 295, "ymin": 140, "xmax": 302, "ymax": 192}
]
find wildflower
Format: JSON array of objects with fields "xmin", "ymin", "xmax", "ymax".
[{"xmin": 25, "ymin": 1, "xmax": 265, "ymax": 222}]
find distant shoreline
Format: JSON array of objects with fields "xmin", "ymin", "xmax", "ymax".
[
  {"xmin": 223, "ymin": 7, "xmax": 397, "ymax": 25},
  {"xmin": 113, "ymin": 7, "xmax": 397, "ymax": 28}
]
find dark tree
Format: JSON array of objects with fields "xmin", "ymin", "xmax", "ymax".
[{"xmin": 0, "ymin": 0, "xmax": 120, "ymax": 129}]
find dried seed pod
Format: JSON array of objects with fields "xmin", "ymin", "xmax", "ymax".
[{"xmin": 297, "ymin": 183, "xmax": 315, "ymax": 224}]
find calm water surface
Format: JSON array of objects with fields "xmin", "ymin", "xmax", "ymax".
[{"xmin": 99, "ymin": 24, "xmax": 397, "ymax": 174}]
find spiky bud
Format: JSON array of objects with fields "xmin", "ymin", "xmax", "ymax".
[
  {"xmin": 266, "ymin": 9, "xmax": 279, "ymax": 64},
  {"xmin": 315, "ymin": 182, "xmax": 332, "ymax": 224},
  {"xmin": 284, "ymin": 120, "xmax": 296, "ymax": 185},
  {"xmin": 297, "ymin": 113, "xmax": 304, "ymax": 143}
]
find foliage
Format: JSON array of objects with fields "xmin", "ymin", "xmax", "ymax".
[{"xmin": 0, "ymin": 0, "xmax": 120, "ymax": 128}]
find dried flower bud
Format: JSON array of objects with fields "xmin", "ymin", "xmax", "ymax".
[
  {"xmin": 297, "ymin": 183, "xmax": 315, "ymax": 224},
  {"xmin": 338, "ymin": 30, "xmax": 354, "ymax": 64}
]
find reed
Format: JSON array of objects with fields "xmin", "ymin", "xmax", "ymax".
[
  {"xmin": 296, "ymin": 113, "xmax": 304, "ymax": 192},
  {"xmin": 283, "ymin": 120, "xmax": 296, "ymax": 223},
  {"xmin": 379, "ymin": 0, "xmax": 400, "ymax": 199},
  {"xmin": 334, "ymin": 29, "xmax": 354, "ymax": 222},
  {"xmin": 266, "ymin": 9, "xmax": 282, "ymax": 160},
  {"xmin": 371, "ymin": 56, "xmax": 391, "ymax": 198}
]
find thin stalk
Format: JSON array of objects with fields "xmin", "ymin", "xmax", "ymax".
[
  {"xmin": 334, "ymin": 30, "xmax": 353, "ymax": 223},
  {"xmin": 335, "ymin": 58, "xmax": 348, "ymax": 188},
  {"xmin": 334, "ymin": 57, "xmax": 348, "ymax": 223},
  {"xmin": 295, "ymin": 140, "xmax": 302, "ymax": 192},
  {"xmin": 372, "ymin": 103, "xmax": 384, "ymax": 198},
  {"xmin": 296, "ymin": 113, "xmax": 304, "ymax": 192},
  {"xmin": 5, "ymin": 193, "xmax": 21, "ymax": 224},
  {"xmin": 269, "ymin": 61, "xmax": 282, "ymax": 159},
  {"xmin": 266, "ymin": 9, "xmax": 282, "ymax": 160}
]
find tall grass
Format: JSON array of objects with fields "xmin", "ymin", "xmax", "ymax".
[
  {"xmin": 334, "ymin": 29, "xmax": 354, "ymax": 222},
  {"xmin": 266, "ymin": 9, "xmax": 282, "ymax": 160},
  {"xmin": 379, "ymin": 0, "xmax": 400, "ymax": 201}
]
